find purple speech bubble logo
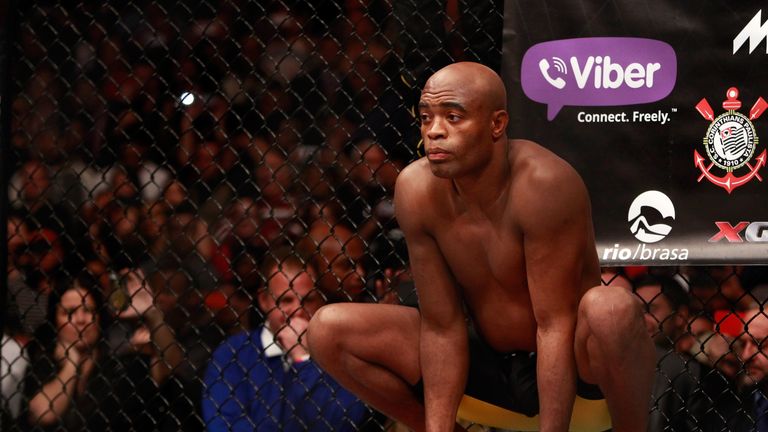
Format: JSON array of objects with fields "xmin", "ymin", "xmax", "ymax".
[{"xmin": 521, "ymin": 38, "xmax": 677, "ymax": 120}]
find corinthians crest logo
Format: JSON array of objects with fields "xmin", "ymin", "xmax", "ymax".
[{"xmin": 694, "ymin": 87, "xmax": 767, "ymax": 193}]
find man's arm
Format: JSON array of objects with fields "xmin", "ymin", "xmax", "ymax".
[
  {"xmin": 519, "ymin": 162, "xmax": 596, "ymax": 432},
  {"xmin": 394, "ymin": 165, "xmax": 467, "ymax": 432}
]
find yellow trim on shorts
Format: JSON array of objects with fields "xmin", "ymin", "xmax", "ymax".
[{"xmin": 457, "ymin": 394, "xmax": 611, "ymax": 432}]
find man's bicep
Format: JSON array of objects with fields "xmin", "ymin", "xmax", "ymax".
[
  {"xmin": 403, "ymin": 225, "xmax": 463, "ymax": 325},
  {"xmin": 394, "ymin": 166, "xmax": 463, "ymax": 325}
]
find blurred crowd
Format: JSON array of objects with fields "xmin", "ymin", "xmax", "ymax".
[
  {"xmin": 3, "ymin": 1, "xmax": 768, "ymax": 431},
  {"xmin": 3, "ymin": 1, "xmax": 422, "ymax": 430},
  {"xmin": 599, "ymin": 266, "xmax": 768, "ymax": 431}
]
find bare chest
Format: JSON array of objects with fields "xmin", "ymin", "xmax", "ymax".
[
  {"xmin": 433, "ymin": 218, "xmax": 537, "ymax": 350},
  {"xmin": 434, "ymin": 218, "xmax": 526, "ymax": 297}
]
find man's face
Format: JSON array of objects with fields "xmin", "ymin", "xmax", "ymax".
[
  {"xmin": 418, "ymin": 74, "xmax": 495, "ymax": 179},
  {"xmin": 636, "ymin": 285, "xmax": 683, "ymax": 346},
  {"xmin": 259, "ymin": 267, "xmax": 324, "ymax": 333},
  {"xmin": 317, "ymin": 236, "xmax": 366, "ymax": 301},
  {"xmin": 739, "ymin": 311, "xmax": 768, "ymax": 384}
]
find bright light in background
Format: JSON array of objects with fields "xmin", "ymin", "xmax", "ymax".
[{"xmin": 180, "ymin": 92, "xmax": 195, "ymax": 106}]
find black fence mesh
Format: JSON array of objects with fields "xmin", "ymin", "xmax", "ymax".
[{"xmin": 2, "ymin": 1, "xmax": 768, "ymax": 431}]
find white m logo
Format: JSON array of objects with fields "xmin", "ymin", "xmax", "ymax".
[{"xmin": 734, "ymin": 10, "xmax": 768, "ymax": 54}]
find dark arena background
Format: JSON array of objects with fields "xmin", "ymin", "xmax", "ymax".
[{"xmin": 2, "ymin": 1, "xmax": 768, "ymax": 431}]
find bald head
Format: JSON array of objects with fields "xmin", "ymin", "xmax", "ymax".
[{"xmin": 423, "ymin": 62, "xmax": 507, "ymax": 111}]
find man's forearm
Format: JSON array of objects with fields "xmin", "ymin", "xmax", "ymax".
[
  {"xmin": 536, "ymin": 328, "xmax": 577, "ymax": 432},
  {"xmin": 421, "ymin": 323, "xmax": 468, "ymax": 432}
]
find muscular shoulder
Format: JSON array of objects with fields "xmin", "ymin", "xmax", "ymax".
[
  {"xmin": 394, "ymin": 158, "xmax": 445, "ymax": 231},
  {"xmin": 509, "ymin": 140, "xmax": 591, "ymax": 226}
]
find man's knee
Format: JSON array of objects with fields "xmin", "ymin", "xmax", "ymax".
[
  {"xmin": 307, "ymin": 304, "xmax": 347, "ymax": 356},
  {"xmin": 579, "ymin": 285, "xmax": 643, "ymax": 329}
]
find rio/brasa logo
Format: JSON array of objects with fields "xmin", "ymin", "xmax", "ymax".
[
  {"xmin": 602, "ymin": 190, "xmax": 689, "ymax": 261},
  {"xmin": 521, "ymin": 37, "xmax": 677, "ymax": 120},
  {"xmin": 693, "ymin": 87, "xmax": 766, "ymax": 193}
]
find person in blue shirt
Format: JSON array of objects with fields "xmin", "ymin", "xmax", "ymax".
[{"xmin": 202, "ymin": 248, "xmax": 377, "ymax": 431}]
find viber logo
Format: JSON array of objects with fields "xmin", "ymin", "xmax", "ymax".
[{"xmin": 521, "ymin": 38, "xmax": 677, "ymax": 120}]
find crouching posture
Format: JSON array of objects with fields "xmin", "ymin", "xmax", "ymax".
[{"xmin": 308, "ymin": 62, "xmax": 654, "ymax": 432}]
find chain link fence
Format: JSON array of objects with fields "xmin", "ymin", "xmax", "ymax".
[{"xmin": 2, "ymin": 1, "xmax": 768, "ymax": 431}]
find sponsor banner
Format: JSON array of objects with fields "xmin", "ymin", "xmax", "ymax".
[
  {"xmin": 502, "ymin": 1, "xmax": 768, "ymax": 264},
  {"xmin": 521, "ymin": 38, "xmax": 676, "ymax": 120}
]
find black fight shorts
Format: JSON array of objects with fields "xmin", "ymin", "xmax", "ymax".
[{"xmin": 463, "ymin": 327, "xmax": 604, "ymax": 417}]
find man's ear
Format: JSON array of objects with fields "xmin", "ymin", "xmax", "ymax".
[{"xmin": 491, "ymin": 110, "xmax": 509, "ymax": 139}]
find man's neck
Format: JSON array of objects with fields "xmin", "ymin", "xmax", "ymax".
[{"xmin": 451, "ymin": 140, "xmax": 511, "ymax": 214}]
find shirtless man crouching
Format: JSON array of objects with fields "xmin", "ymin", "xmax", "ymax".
[{"xmin": 307, "ymin": 62, "xmax": 655, "ymax": 432}]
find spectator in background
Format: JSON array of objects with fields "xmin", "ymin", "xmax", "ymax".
[
  {"xmin": 297, "ymin": 222, "xmax": 368, "ymax": 303},
  {"xmin": 10, "ymin": 65, "xmax": 51, "ymax": 149},
  {"xmin": 205, "ymin": 281, "xmax": 254, "ymax": 338},
  {"xmin": 210, "ymin": 197, "xmax": 266, "ymax": 283},
  {"xmin": 8, "ymin": 159, "xmax": 72, "ymax": 235},
  {"xmin": 107, "ymin": 205, "xmax": 221, "ymax": 384},
  {"xmin": 6, "ymin": 213, "xmax": 50, "ymax": 336},
  {"xmin": 139, "ymin": 200, "xmax": 171, "ymax": 261},
  {"xmin": 2, "ymin": 328, "xmax": 29, "ymax": 428},
  {"xmin": 10, "ymin": 160, "xmax": 49, "ymax": 207},
  {"xmin": 186, "ymin": 140, "xmax": 241, "ymax": 222},
  {"xmin": 162, "ymin": 179, "xmax": 189, "ymax": 211},
  {"xmin": 98, "ymin": 200, "xmax": 148, "ymax": 269},
  {"xmin": 695, "ymin": 308, "xmax": 768, "ymax": 431},
  {"xmin": 393, "ymin": 0, "xmax": 503, "ymax": 118},
  {"xmin": 202, "ymin": 248, "xmax": 377, "ymax": 431},
  {"xmin": 690, "ymin": 327, "xmax": 742, "ymax": 428},
  {"xmin": 177, "ymin": 92, "xmax": 235, "ymax": 205},
  {"xmin": 735, "ymin": 309, "xmax": 768, "ymax": 430},
  {"xmin": 142, "ymin": 266, "xmax": 211, "ymax": 377},
  {"xmin": 109, "ymin": 140, "xmax": 173, "ymax": 203},
  {"xmin": 368, "ymin": 234, "xmax": 414, "ymax": 306},
  {"xmin": 253, "ymin": 148, "xmax": 304, "ymax": 244},
  {"xmin": 144, "ymin": 265, "xmax": 222, "ymax": 432},
  {"xmin": 684, "ymin": 266, "xmax": 756, "ymax": 426},
  {"xmin": 104, "ymin": 61, "xmax": 175, "ymax": 169},
  {"xmin": 634, "ymin": 275, "xmax": 708, "ymax": 431},
  {"xmin": 342, "ymin": 138, "xmax": 401, "ymax": 243},
  {"xmin": 22, "ymin": 270, "xmax": 183, "ymax": 431},
  {"xmin": 689, "ymin": 266, "xmax": 753, "ymax": 314},
  {"xmin": 681, "ymin": 314, "xmax": 719, "ymax": 362},
  {"xmin": 154, "ymin": 204, "xmax": 218, "ymax": 294}
]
